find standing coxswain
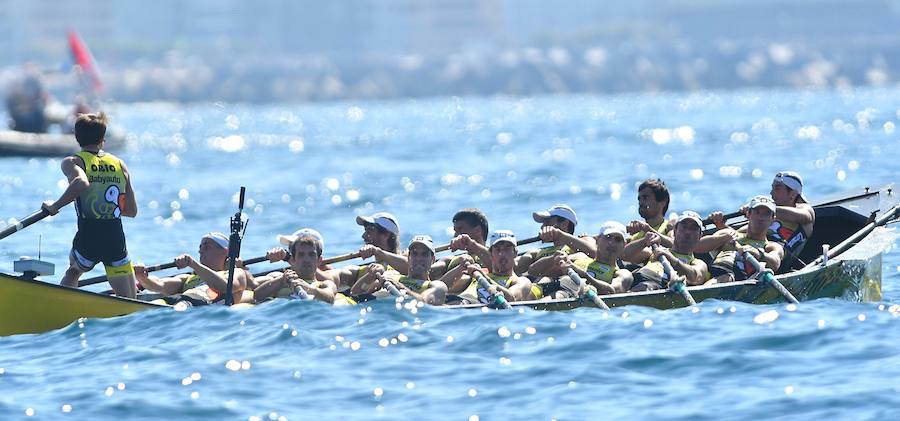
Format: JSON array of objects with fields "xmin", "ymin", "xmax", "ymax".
[{"xmin": 41, "ymin": 113, "xmax": 138, "ymax": 298}]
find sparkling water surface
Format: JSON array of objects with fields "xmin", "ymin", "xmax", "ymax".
[{"xmin": 2, "ymin": 87, "xmax": 900, "ymax": 420}]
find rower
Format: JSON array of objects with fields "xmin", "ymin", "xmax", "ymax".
[
  {"xmin": 253, "ymin": 229, "xmax": 347, "ymax": 304},
  {"xmin": 622, "ymin": 178, "xmax": 674, "ymax": 265},
  {"xmin": 429, "ymin": 208, "xmax": 491, "ymax": 278},
  {"xmin": 515, "ymin": 204, "xmax": 589, "ymax": 278},
  {"xmin": 352, "ymin": 235, "xmax": 448, "ymax": 305},
  {"xmin": 448, "ymin": 230, "xmax": 541, "ymax": 304},
  {"xmin": 40, "ymin": 113, "xmax": 138, "ymax": 298},
  {"xmin": 135, "ymin": 232, "xmax": 251, "ymax": 306},
  {"xmin": 768, "ymin": 171, "xmax": 815, "ymax": 272},
  {"xmin": 263, "ymin": 227, "xmax": 335, "ymax": 278},
  {"xmin": 700, "ymin": 196, "xmax": 784, "ymax": 284},
  {"xmin": 548, "ymin": 221, "xmax": 633, "ymax": 298},
  {"xmin": 630, "ymin": 211, "xmax": 710, "ymax": 291}
]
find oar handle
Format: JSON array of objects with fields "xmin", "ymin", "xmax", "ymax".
[
  {"xmin": 0, "ymin": 208, "xmax": 50, "ymax": 241},
  {"xmin": 291, "ymin": 283, "xmax": 311, "ymax": 300},
  {"xmin": 473, "ymin": 270, "xmax": 510, "ymax": 309},
  {"xmin": 384, "ymin": 280, "xmax": 403, "ymax": 297},
  {"xmin": 79, "ymin": 253, "xmax": 274, "ymax": 288},
  {"xmin": 322, "ymin": 251, "xmax": 362, "ymax": 265},
  {"xmin": 702, "ymin": 210, "xmax": 742, "ymax": 228},
  {"xmin": 743, "ymin": 251, "xmax": 800, "ymax": 305},
  {"xmin": 566, "ymin": 267, "xmax": 609, "ymax": 310},
  {"xmin": 702, "ymin": 188, "xmax": 880, "ymax": 230},
  {"xmin": 658, "ymin": 254, "xmax": 697, "ymax": 306}
]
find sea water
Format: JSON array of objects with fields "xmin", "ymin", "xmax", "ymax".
[{"xmin": 1, "ymin": 87, "xmax": 900, "ymax": 420}]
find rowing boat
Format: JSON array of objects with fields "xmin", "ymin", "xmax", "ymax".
[
  {"xmin": 0, "ymin": 275, "xmax": 163, "ymax": 336},
  {"xmin": 1, "ymin": 185, "xmax": 897, "ymax": 336},
  {"xmin": 448, "ymin": 185, "xmax": 897, "ymax": 310}
]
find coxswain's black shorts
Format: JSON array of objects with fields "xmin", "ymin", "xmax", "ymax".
[{"xmin": 71, "ymin": 219, "xmax": 133, "ymax": 277}]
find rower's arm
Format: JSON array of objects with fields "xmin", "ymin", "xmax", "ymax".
[
  {"xmin": 694, "ymin": 229, "xmax": 735, "ymax": 254},
  {"xmin": 466, "ymin": 242, "xmax": 493, "ymax": 272},
  {"xmin": 135, "ymin": 271, "xmax": 185, "ymax": 296},
  {"xmin": 372, "ymin": 248, "xmax": 409, "ymax": 275},
  {"xmin": 44, "ymin": 157, "xmax": 89, "ymax": 213},
  {"xmin": 666, "ymin": 254, "xmax": 708, "ymax": 286},
  {"xmin": 119, "ymin": 160, "xmax": 138, "ymax": 218},
  {"xmin": 557, "ymin": 231, "xmax": 597, "ymax": 256},
  {"xmin": 350, "ymin": 269, "xmax": 378, "ymax": 295},
  {"xmin": 776, "ymin": 203, "xmax": 815, "ymax": 225},
  {"xmin": 347, "ymin": 266, "xmax": 383, "ymax": 295},
  {"xmin": 514, "ymin": 250, "xmax": 537, "ymax": 275},
  {"xmin": 611, "ymin": 269, "xmax": 634, "ymax": 293},
  {"xmin": 763, "ymin": 243, "xmax": 785, "ymax": 272},
  {"xmin": 299, "ymin": 280, "xmax": 337, "ymax": 304},
  {"xmin": 428, "ymin": 257, "xmax": 451, "ymax": 280},
  {"xmin": 621, "ymin": 235, "xmax": 650, "ymax": 263},
  {"xmin": 189, "ymin": 260, "xmax": 244, "ymax": 298},
  {"xmin": 253, "ymin": 275, "xmax": 289, "ymax": 301},
  {"xmin": 438, "ymin": 261, "xmax": 470, "ymax": 294},
  {"xmin": 527, "ymin": 253, "xmax": 565, "ymax": 278}
]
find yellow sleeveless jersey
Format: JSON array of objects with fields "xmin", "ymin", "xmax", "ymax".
[{"xmin": 74, "ymin": 151, "xmax": 127, "ymax": 220}]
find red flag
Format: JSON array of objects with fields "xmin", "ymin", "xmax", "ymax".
[{"xmin": 67, "ymin": 29, "xmax": 103, "ymax": 92}]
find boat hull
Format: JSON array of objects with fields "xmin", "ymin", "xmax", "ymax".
[
  {"xmin": 0, "ymin": 273, "xmax": 162, "ymax": 336},
  {"xmin": 0, "ymin": 130, "xmax": 126, "ymax": 157},
  {"xmin": 452, "ymin": 253, "xmax": 883, "ymax": 312}
]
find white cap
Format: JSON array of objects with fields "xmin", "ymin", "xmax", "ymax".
[
  {"xmin": 356, "ymin": 212, "xmax": 400, "ymax": 236},
  {"xmin": 489, "ymin": 230, "xmax": 517, "ymax": 248},
  {"xmin": 202, "ymin": 232, "xmax": 229, "ymax": 249},
  {"xmin": 277, "ymin": 228, "xmax": 325, "ymax": 250},
  {"xmin": 747, "ymin": 195, "xmax": 777, "ymax": 213},
  {"xmin": 773, "ymin": 171, "xmax": 808, "ymax": 203},
  {"xmin": 676, "ymin": 211, "xmax": 704, "ymax": 228},
  {"xmin": 533, "ymin": 204, "xmax": 578, "ymax": 226},
  {"xmin": 598, "ymin": 221, "xmax": 627, "ymax": 239},
  {"xmin": 408, "ymin": 235, "xmax": 435, "ymax": 254}
]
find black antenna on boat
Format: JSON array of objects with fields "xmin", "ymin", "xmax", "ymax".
[
  {"xmin": 225, "ymin": 186, "xmax": 247, "ymax": 306},
  {"xmin": 38, "ymin": 235, "xmax": 41, "ymax": 260}
]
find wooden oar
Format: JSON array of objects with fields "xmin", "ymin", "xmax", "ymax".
[
  {"xmin": 566, "ymin": 267, "xmax": 610, "ymax": 310},
  {"xmin": 78, "ymin": 254, "xmax": 274, "ymax": 288},
  {"xmin": 658, "ymin": 254, "xmax": 698, "ymax": 307},
  {"xmin": 433, "ymin": 235, "xmax": 540, "ymax": 253},
  {"xmin": 252, "ymin": 251, "xmax": 364, "ymax": 278},
  {"xmin": 0, "ymin": 208, "xmax": 50, "ymax": 241},
  {"xmin": 702, "ymin": 189, "xmax": 880, "ymax": 230},
  {"xmin": 472, "ymin": 270, "xmax": 511, "ymax": 309},
  {"xmin": 743, "ymin": 252, "xmax": 800, "ymax": 305}
]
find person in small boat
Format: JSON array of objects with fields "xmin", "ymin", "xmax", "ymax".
[
  {"xmin": 445, "ymin": 230, "xmax": 541, "ymax": 304},
  {"xmin": 514, "ymin": 204, "xmax": 591, "ymax": 278},
  {"xmin": 630, "ymin": 211, "xmax": 710, "ymax": 291},
  {"xmin": 351, "ymin": 235, "xmax": 449, "ymax": 305},
  {"xmin": 427, "ymin": 208, "xmax": 491, "ymax": 279},
  {"xmin": 622, "ymin": 178, "xmax": 675, "ymax": 265},
  {"xmin": 5, "ymin": 63, "xmax": 48, "ymax": 133},
  {"xmin": 699, "ymin": 196, "xmax": 784, "ymax": 284},
  {"xmin": 40, "ymin": 112, "xmax": 138, "ymax": 298},
  {"xmin": 253, "ymin": 229, "xmax": 348, "ymax": 304},
  {"xmin": 134, "ymin": 232, "xmax": 251, "ymax": 306},
  {"xmin": 547, "ymin": 221, "xmax": 633, "ymax": 298}
]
